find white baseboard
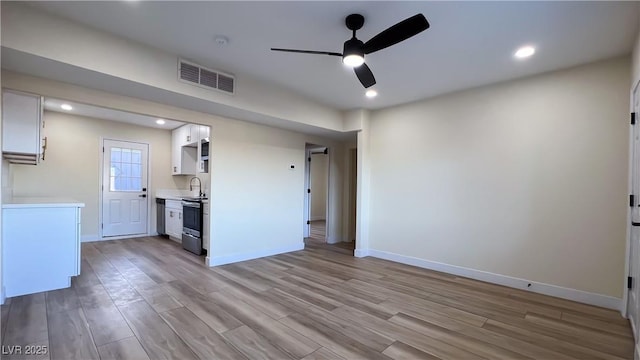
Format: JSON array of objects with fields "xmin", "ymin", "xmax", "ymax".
[
  {"xmin": 208, "ymin": 243, "xmax": 304, "ymax": 267},
  {"xmin": 326, "ymin": 235, "xmax": 340, "ymax": 244},
  {"xmin": 354, "ymin": 248, "xmax": 370, "ymax": 258},
  {"xmin": 367, "ymin": 249, "xmax": 621, "ymax": 311},
  {"xmin": 81, "ymin": 234, "xmax": 101, "ymax": 242},
  {"xmin": 82, "ymin": 233, "xmax": 150, "ymax": 242}
]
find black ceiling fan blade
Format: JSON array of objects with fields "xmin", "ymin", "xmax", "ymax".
[
  {"xmin": 354, "ymin": 63, "xmax": 376, "ymax": 88},
  {"xmin": 270, "ymin": 48, "xmax": 343, "ymax": 57},
  {"xmin": 362, "ymin": 14, "xmax": 430, "ymax": 55}
]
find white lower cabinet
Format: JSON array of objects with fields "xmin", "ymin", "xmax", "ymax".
[
  {"xmin": 165, "ymin": 200, "xmax": 183, "ymax": 241},
  {"xmin": 2, "ymin": 199, "xmax": 84, "ymax": 298}
]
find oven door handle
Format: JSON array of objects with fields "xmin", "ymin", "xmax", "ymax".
[{"xmin": 182, "ymin": 202, "xmax": 201, "ymax": 208}]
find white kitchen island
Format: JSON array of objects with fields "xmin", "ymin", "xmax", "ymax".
[{"xmin": 2, "ymin": 197, "xmax": 84, "ymax": 299}]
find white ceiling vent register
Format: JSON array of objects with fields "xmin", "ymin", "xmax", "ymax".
[{"xmin": 178, "ymin": 59, "xmax": 235, "ymax": 95}]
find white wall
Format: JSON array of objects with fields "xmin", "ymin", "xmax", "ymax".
[
  {"xmin": 9, "ymin": 112, "xmax": 187, "ymax": 240},
  {"xmin": 209, "ymin": 120, "xmax": 306, "ymax": 264},
  {"xmin": 632, "ymin": 24, "xmax": 640, "ymax": 86},
  {"xmin": 367, "ymin": 56, "xmax": 630, "ymax": 299},
  {"xmin": 310, "ymin": 152, "xmax": 328, "ymax": 221}
]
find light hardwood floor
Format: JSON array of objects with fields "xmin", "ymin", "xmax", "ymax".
[
  {"xmin": 0, "ymin": 236, "xmax": 634, "ymax": 359},
  {"xmin": 307, "ymin": 220, "xmax": 355, "ymax": 255}
]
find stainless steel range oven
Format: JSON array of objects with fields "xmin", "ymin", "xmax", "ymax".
[{"xmin": 181, "ymin": 198, "xmax": 204, "ymax": 255}]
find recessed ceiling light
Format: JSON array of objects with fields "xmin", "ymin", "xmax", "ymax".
[
  {"xmin": 60, "ymin": 104, "xmax": 73, "ymax": 111},
  {"xmin": 214, "ymin": 35, "xmax": 229, "ymax": 46},
  {"xmin": 514, "ymin": 46, "xmax": 535, "ymax": 59},
  {"xmin": 156, "ymin": 119, "xmax": 166, "ymax": 125},
  {"xmin": 365, "ymin": 89, "xmax": 378, "ymax": 98}
]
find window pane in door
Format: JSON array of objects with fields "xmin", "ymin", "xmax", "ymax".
[
  {"xmin": 110, "ymin": 147, "xmax": 143, "ymax": 192},
  {"xmin": 131, "ymin": 150, "xmax": 142, "ymax": 164},
  {"xmin": 122, "ymin": 148, "xmax": 132, "ymax": 163}
]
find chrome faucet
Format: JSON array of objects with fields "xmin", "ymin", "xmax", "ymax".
[{"xmin": 189, "ymin": 177, "xmax": 203, "ymax": 197}]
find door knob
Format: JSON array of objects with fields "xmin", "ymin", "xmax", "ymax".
[{"xmin": 139, "ymin": 194, "xmax": 147, "ymax": 198}]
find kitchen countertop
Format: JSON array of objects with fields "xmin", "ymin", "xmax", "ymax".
[
  {"xmin": 3, "ymin": 197, "xmax": 86, "ymax": 209},
  {"xmin": 157, "ymin": 195, "xmax": 209, "ymax": 204}
]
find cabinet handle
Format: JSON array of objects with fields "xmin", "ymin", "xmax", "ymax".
[
  {"xmin": 170, "ymin": 211, "xmax": 174, "ymax": 217},
  {"xmin": 173, "ymin": 166, "xmax": 177, "ymax": 172},
  {"xmin": 179, "ymin": 213, "xmax": 182, "ymax": 220},
  {"xmin": 187, "ymin": 135, "xmax": 191, "ymax": 142}
]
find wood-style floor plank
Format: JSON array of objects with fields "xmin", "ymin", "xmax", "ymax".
[
  {"xmin": 118, "ymin": 300, "xmax": 197, "ymax": 360},
  {"xmin": 97, "ymin": 337, "xmax": 150, "ymax": 360},
  {"xmin": 45, "ymin": 288, "xmax": 81, "ymax": 314},
  {"xmin": 47, "ymin": 308, "xmax": 99, "ymax": 360},
  {"xmin": 382, "ymin": 341, "xmax": 441, "ymax": 360},
  {"xmin": 223, "ymin": 325, "xmax": 293, "ymax": 360},
  {"xmin": 482, "ymin": 318, "xmax": 628, "ymax": 360},
  {"xmin": 1, "ymin": 300, "xmax": 11, "ymax": 344},
  {"xmin": 163, "ymin": 280, "xmax": 243, "ymax": 333},
  {"xmin": 208, "ymin": 290, "xmax": 321, "ymax": 358},
  {"xmin": 71, "ymin": 259, "xmax": 101, "ymax": 289},
  {"xmin": 2, "ymin": 236, "xmax": 634, "ymax": 360},
  {"xmin": 75, "ymin": 284, "xmax": 134, "ymax": 346},
  {"xmin": 301, "ymin": 347, "xmax": 346, "ymax": 360},
  {"xmin": 279, "ymin": 312, "xmax": 391, "ymax": 360},
  {"xmin": 135, "ymin": 284, "xmax": 183, "ymax": 313},
  {"xmin": 159, "ymin": 307, "xmax": 248, "ymax": 360},
  {"xmin": 3, "ymin": 294, "xmax": 48, "ymax": 347}
]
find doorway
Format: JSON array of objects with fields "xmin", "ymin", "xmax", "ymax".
[
  {"xmin": 305, "ymin": 145, "xmax": 329, "ymax": 243},
  {"xmin": 628, "ymin": 81, "xmax": 640, "ymax": 354},
  {"xmin": 101, "ymin": 139, "xmax": 149, "ymax": 237}
]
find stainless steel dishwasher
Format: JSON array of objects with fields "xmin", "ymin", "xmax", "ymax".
[{"xmin": 156, "ymin": 197, "xmax": 166, "ymax": 235}]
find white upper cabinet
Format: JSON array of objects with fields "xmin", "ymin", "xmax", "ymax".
[
  {"xmin": 172, "ymin": 126, "xmax": 197, "ymax": 175},
  {"xmin": 2, "ymin": 90, "xmax": 44, "ymax": 164},
  {"xmin": 172, "ymin": 123, "xmax": 210, "ymax": 176},
  {"xmin": 199, "ymin": 125, "xmax": 210, "ymax": 141},
  {"xmin": 175, "ymin": 124, "xmax": 199, "ymax": 147}
]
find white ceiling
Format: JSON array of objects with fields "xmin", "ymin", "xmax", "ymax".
[
  {"xmin": 26, "ymin": 1, "xmax": 639, "ymax": 111},
  {"xmin": 43, "ymin": 98, "xmax": 186, "ymax": 130}
]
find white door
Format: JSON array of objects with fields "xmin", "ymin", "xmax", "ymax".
[
  {"xmin": 629, "ymin": 82, "xmax": 640, "ymax": 356},
  {"xmin": 102, "ymin": 139, "xmax": 149, "ymax": 237}
]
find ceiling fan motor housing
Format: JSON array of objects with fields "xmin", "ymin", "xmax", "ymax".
[
  {"xmin": 345, "ymin": 14, "xmax": 365, "ymax": 31},
  {"xmin": 343, "ymin": 38, "xmax": 364, "ymax": 59}
]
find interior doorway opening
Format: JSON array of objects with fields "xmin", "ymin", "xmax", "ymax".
[{"xmin": 304, "ymin": 144, "xmax": 329, "ymax": 244}]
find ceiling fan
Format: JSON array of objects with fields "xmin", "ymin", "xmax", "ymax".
[{"xmin": 271, "ymin": 13, "xmax": 430, "ymax": 89}]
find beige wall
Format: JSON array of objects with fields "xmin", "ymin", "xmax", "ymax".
[
  {"xmin": 368, "ymin": 56, "xmax": 630, "ymax": 298},
  {"xmin": 1, "ymin": 72, "xmax": 348, "ymax": 263},
  {"xmin": 1, "ymin": 2, "xmax": 344, "ymax": 132},
  {"xmin": 10, "ymin": 111, "xmax": 187, "ymax": 239},
  {"xmin": 310, "ymin": 152, "xmax": 328, "ymax": 220}
]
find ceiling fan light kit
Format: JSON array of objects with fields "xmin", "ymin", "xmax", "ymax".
[
  {"xmin": 342, "ymin": 37, "xmax": 365, "ymax": 67},
  {"xmin": 271, "ymin": 13, "xmax": 429, "ymax": 89}
]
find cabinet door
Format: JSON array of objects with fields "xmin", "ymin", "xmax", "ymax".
[
  {"xmin": 165, "ymin": 208, "xmax": 177, "ymax": 238},
  {"xmin": 171, "ymin": 128, "xmax": 182, "ymax": 174},
  {"xmin": 2, "ymin": 91, "xmax": 42, "ymax": 155},
  {"xmin": 199, "ymin": 125, "xmax": 210, "ymax": 141},
  {"xmin": 187, "ymin": 125, "xmax": 199, "ymax": 145}
]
